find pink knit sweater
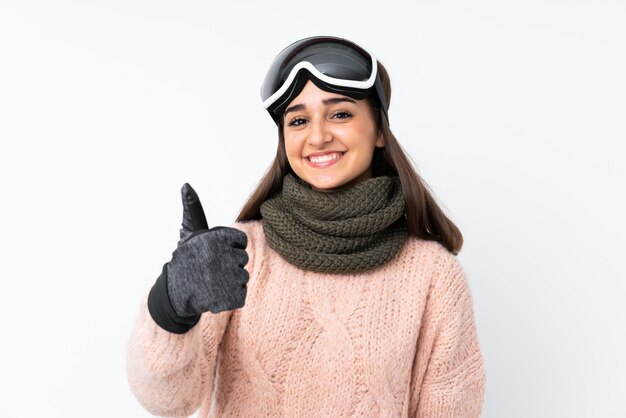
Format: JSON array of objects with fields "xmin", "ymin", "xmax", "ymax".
[{"xmin": 126, "ymin": 220, "xmax": 486, "ymax": 417}]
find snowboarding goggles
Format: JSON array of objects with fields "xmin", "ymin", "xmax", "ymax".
[{"xmin": 260, "ymin": 36, "xmax": 389, "ymax": 125}]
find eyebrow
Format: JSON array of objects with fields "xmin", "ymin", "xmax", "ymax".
[{"xmin": 284, "ymin": 97, "xmax": 357, "ymax": 116}]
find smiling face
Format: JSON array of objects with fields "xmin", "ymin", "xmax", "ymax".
[{"xmin": 282, "ymin": 80, "xmax": 385, "ymax": 192}]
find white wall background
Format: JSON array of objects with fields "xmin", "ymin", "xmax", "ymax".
[{"xmin": 1, "ymin": 0, "xmax": 624, "ymax": 417}]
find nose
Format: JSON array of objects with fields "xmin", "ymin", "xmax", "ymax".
[{"xmin": 307, "ymin": 116, "xmax": 332, "ymax": 147}]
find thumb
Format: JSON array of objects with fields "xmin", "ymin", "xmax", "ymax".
[{"xmin": 178, "ymin": 182, "xmax": 209, "ymax": 245}]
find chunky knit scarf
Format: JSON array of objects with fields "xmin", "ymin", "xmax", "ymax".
[{"xmin": 260, "ymin": 173, "xmax": 409, "ymax": 274}]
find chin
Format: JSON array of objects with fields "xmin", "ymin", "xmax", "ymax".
[{"xmin": 309, "ymin": 178, "xmax": 352, "ymax": 192}]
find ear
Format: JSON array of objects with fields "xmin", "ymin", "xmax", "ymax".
[{"xmin": 375, "ymin": 130, "xmax": 385, "ymax": 148}]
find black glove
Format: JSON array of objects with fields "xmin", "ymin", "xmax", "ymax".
[{"xmin": 148, "ymin": 183, "xmax": 249, "ymax": 334}]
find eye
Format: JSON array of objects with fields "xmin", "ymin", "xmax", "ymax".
[
  {"xmin": 332, "ymin": 110, "xmax": 353, "ymax": 119},
  {"xmin": 287, "ymin": 117, "xmax": 307, "ymax": 127}
]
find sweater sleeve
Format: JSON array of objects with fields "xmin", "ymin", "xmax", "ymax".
[
  {"xmin": 126, "ymin": 293, "xmax": 232, "ymax": 417},
  {"xmin": 125, "ymin": 221, "xmax": 258, "ymax": 417},
  {"xmin": 408, "ymin": 252, "xmax": 486, "ymax": 418}
]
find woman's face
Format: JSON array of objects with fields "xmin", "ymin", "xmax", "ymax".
[{"xmin": 282, "ymin": 80, "xmax": 384, "ymax": 192}]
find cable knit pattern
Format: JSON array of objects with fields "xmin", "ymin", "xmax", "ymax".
[{"xmin": 126, "ymin": 220, "xmax": 486, "ymax": 417}]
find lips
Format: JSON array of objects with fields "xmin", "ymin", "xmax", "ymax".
[
  {"xmin": 304, "ymin": 151, "xmax": 346, "ymax": 168},
  {"xmin": 305, "ymin": 151, "xmax": 346, "ymax": 159}
]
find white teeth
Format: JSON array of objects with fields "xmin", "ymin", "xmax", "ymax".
[{"xmin": 308, "ymin": 152, "xmax": 343, "ymax": 163}]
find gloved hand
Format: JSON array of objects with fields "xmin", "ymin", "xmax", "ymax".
[{"xmin": 147, "ymin": 183, "xmax": 249, "ymax": 334}]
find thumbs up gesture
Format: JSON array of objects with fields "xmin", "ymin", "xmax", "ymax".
[{"xmin": 148, "ymin": 183, "xmax": 249, "ymax": 333}]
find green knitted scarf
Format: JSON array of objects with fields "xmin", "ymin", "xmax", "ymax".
[{"xmin": 260, "ymin": 173, "xmax": 409, "ymax": 274}]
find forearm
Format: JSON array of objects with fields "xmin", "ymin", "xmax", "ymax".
[
  {"xmin": 416, "ymin": 347, "xmax": 486, "ymax": 418},
  {"xmin": 410, "ymin": 254, "xmax": 487, "ymax": 417},
  {"xmin": 126, "ymin": 294, "xmax": 218, "ymax": 417}
]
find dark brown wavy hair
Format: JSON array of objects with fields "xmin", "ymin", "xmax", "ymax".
[{"xmin": 235, "ymin": 61, "xmax": 464, "ymax": 254}]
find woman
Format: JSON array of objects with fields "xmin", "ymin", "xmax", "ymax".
[{"xmin": 127, "ymin": 36, "xmax": 486, "ymax": 417}]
